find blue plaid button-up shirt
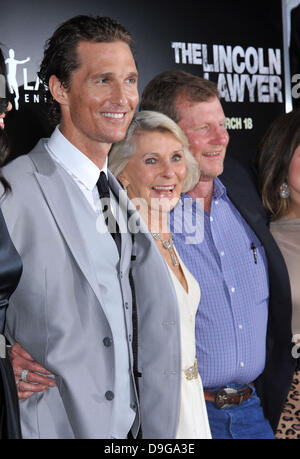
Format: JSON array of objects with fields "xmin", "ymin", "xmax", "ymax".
[{"xmin": 170, "ymin": 178, "xmax": 269, "ymax": 388}]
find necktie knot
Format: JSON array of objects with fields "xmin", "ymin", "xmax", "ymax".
[{"xmin": 97, "ymin": 171, "xmax": 110, "ymax": 199}]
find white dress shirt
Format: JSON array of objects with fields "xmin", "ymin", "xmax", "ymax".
[{"xmin": 46, "ymin": 126, "xmax": 107, "ymax": 212}]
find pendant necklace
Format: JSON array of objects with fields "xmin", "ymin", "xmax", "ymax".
[{"xmin": 151, "ymin": 232, "xmax": 179, "ymax": 267}]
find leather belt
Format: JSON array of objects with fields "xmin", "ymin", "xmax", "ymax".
[{"xmin": 204, "ymin": 385, "xmax": 253, "ymax": 409}]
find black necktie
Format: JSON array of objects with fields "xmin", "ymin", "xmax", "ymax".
[{"xmin": 96, "ymin": 172, "xmax": 121, "ymax": 256}]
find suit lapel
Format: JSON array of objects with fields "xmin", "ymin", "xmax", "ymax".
[
  {"xmin": 225, "ymin": 183, "xmax": 263, "ymax": 229},
  {"xmin": 220, "ymin": 162, "xmax": 270, "ymax": 246},
  {"xmin": 28, "ymin": 142, "xmax": 104, "ymax": 306},
  {"xmin": 108, "ymin": 170, "xmax": 153, "ymax": 255}
]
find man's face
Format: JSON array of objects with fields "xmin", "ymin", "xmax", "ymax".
[
  {"xmin": 176, "ymin": 96, "xmax": 229, "ymax": 180},
  {"xmin": 60, "ymin": 40, "xmax": 139, "ymax": 151}
]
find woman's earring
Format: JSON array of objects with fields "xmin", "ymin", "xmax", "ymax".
[{"xmin": 279, "ymin": 182, "xmax": 290, "ymax": 199}]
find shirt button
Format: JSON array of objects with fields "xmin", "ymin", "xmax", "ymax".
[
  {"xmin": 105, "ymin": 391, "xmax": 114, "ymax": 401},
  {"xmin": 240, "ymin": 362, "xmax": 244, "ymax": 368},
  {"xmin": 124, "ymin": 302, "xmax": 129, "ymax": 310},
  {"xmin": 220, "ymin": 251, "xmax": 225, "ymax": 257},
  {"xmin": 231, "ymin": 287, "xmax": 235, "ymax": 293},
  {"xmin": 210, "ymin": 216, "xmax": 214, "ymax": 222},
  {"xmin": 128, "ymin": 334, "xmax": 132, "ymax": 342},
  {"xmin": 215, "ymin": 200, "xmax": 219, "ymax": 205},
  {"xmin": 119, "ymin": 271, "xmax": 123, "ymax": 279},
  {"xmin": 103, "ymin": 337, "xmax": 112, "ymax": 347},
  {"xmin": 238, "ymin": 324, "xmax": 243, "ymax": 330}
]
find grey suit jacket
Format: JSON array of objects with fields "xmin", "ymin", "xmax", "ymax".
[{"xmin": 1, "ymin": 140, "xmax": 181, "ymax": 439}]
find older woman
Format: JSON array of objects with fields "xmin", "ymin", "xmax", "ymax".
[
  {"xmin": 0, "ymin": 47, "xmax": 22, "ymax": 439},
  {"xmin": 257, "ymin": 108, "xmax": 300, "ymax": 439},
  {"xmin": 109, "ymin": 110, "xmax": 211, "ymax": 439}
]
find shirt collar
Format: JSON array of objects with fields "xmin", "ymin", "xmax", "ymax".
[
  {"xmin": 181, "ymin": 177, "xmax": 226, "ymax": 201},
  {"xmin": 213, "ymin": 177, "xmax": 226, "ymax": 199},
  {"xmin": 47, "ymin": 126, "xmax": 107, "ymax": 191}
]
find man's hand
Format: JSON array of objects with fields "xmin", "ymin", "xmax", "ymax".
[{"xmin": 9, "ymin": 343, "xmax": 56, "ymax": 399}]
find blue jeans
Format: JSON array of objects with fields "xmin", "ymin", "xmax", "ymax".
[{"xmin": 205, "ymin": 385, "xmax": 275, "ymax": 439}]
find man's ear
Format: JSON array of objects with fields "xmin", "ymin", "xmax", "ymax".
[{"xmin": 48, "ymin": 75, "xmax": 68, "ymax": 105}]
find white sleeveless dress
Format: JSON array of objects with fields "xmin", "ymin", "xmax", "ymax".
[{"xmin": 166, "ymin": 251, "xmax": 211, "ymax": 439}]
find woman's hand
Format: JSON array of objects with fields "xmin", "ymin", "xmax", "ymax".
[{"xmin": 9, "ymin": 342, "xmax": 56, "ymax": 399}]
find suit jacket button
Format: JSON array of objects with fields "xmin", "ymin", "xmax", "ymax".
[
  {"xmin": 103, "ymin": 337, "xmax": 112, "ymax": 347},
  {"xmin": 105, "ymin": 391, "xmax": 114, "ymax": 401}
]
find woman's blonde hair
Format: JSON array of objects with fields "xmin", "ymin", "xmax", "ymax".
[{"xmin": 108, "ymin": 110, "xmax": 199, "ymax": 193}]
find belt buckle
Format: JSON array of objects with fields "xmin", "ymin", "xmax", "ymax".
[
  {"xmin": 215, "ymin": 387, "xmax": 238, "ymax": 409},
  {"xmin": 184, "ymin": 359, "xmax": 198, "ymax": 381}
]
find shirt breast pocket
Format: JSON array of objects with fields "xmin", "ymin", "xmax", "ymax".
[{"xmin": 249, "ymin": 238, "xmax": 269, "ymax": 305}]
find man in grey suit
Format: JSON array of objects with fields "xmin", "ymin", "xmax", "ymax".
[{"xmin": 1, "ymin": 16, "xmax": 182, "ymax": 439}]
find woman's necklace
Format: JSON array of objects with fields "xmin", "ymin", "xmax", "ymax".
[{"xmin": 151, "ymin": 232, "xmax": 179, "ymax": 267}]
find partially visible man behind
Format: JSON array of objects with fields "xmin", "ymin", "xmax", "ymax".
[
  {"xmin": 0, "ymin": 16, "xmax": 183, "ymax": 439},
  {"xmin": 140, "ymin": 70, "xmax": 295, "ymax": 439}
]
